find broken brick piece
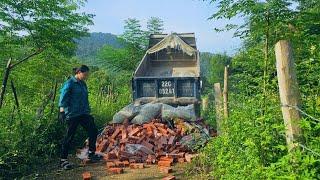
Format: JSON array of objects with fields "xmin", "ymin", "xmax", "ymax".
[
  {"xmin": 114, "ymin": 160, "xmax": 125, "ymax": 167},
  {"xmin": 97, "ymin": 139, "xmax": 109, "ymax": 152},
  {"xmin": 160, "ymin": 156, "xmax": 174, "ymax": 163},
  {"xmin": 168, "ymin": 136, "xmax": 175, "ymax": 145},
  {"xmin": 106, "ymin": 152, "xmax": 118, "ymax": 160},
  {"xmin": 155, "ymin": 123, "xmax": 165, "ymax": 128},
  {"xmin": 162, "ymin": 175, "xmax": 176, "ymax": 180},
  {"xmin": 158, "ymin": 127, "xmax": 168, "ymax": 135},
  {"xmin": 141, "ymin": 140, "xmax": 154, "ymax": 150},
  {"xmin": 160, "ymin": 136, "xmax": 168, "ymax": 145},
  {"xmin": 129, "ymin": 163, "xmax": 144, "ymax": 169},
  {"xmin": 106, "ymin": 162, "xmax": 115, "ymax": 168},
  {"xmin": 107, "ymin": 167, "xmax": 124, "ymax": 174},
  {"xmin": 128, "ymin": 127, "xmax": 141, "ymax": 136},
  {"xmin": 166, "ymin": 128, "xmax": 176, "ymax": 135},
  {"xmin": 111, "ymin": 128, "xmax": 121, "ymax": 139},
  {"xmin": 121, "ymin": 128, "xmax": 127, "ymax": 140},
  {"xmin": 123, "ymin": 160, "xmax": 130, "ymax": 167},
  {"xmin": 185, "ymin": 153, "xmax": 198, "ymax": 162},
  {"xmin": 159, "ymin": 166, "xmax": 173, "ymax": 174},
  {"xmin": 158, "ymin": 160, "xmax": 172, "ymax": 167},
  {"xmin": 82, "ymin": 171, "xmax": 91, "ymax": 180},
  {"xmin": 178, "ymin": 158, "xmax": 185, "ymax": 163}
]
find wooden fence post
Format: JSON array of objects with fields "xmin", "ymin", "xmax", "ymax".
[
  {"xmin": 0, "ymin": 58, "xmax": 12, "ymax": 108},
  {"xmin": 223, "ymin": 66, "xmax": 229, "ymax": 118},
  {"xmin": 10, "ymin": 80, "xmax": 19, "ymax": 109},
  {"xmin": 214, "ymin": 83, "xmax": 223, "ymax": 135},
  {"xmin": 275, "ymin": 40, "xmax": 302, "ymax": 151},
  {"xmin": 202, "ymin": 96, "xmax": 209, "ymax": 111}
]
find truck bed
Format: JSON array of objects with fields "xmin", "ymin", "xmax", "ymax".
[{"xmin": 132, "ymin": 33, "xmax": 201, "ymax": 105}]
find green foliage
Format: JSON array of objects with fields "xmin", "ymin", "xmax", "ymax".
[
  {"xmin": 0, "ymin": 0, "xmax": 93, "ymax": 54},
  {"xmin": 200, "ymin": 52, "xmax": 231, "ymax": 94},
  {"xmin": 188, "ymin": 0, "xmax": 320, "ymax": 179},
  {"xmin": 119, "ymin": 18, "xmax": 148, "ymax": 50},
  {"xmin": 0, "ymin": 52, "xmax": 76, "ymax": 178},
  {"xmin": 0, "ymin": 0, "xmax": 97, "ymax": 178},
  {"xmin": 97, "ymin": 45, "xmax": 143, "ymax": 73},
  {"xmin": 119, "ymin": 17, "xmax": 165, "ymax": 50},
  {"xmin": 86, "ymin": 69, "xmax": 131, "ymax": 125},
  {"xmin": 147, "ymin": 17, "xmax": 164, "ymax": 34},
  {"xmin": 75, "ymin": 32, "xmax": 123, "ymax": 65}
]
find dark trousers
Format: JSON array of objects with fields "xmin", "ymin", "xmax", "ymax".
[{"xmin": 61, "ymin": 114, "xmax": 98, "ymax": 159}]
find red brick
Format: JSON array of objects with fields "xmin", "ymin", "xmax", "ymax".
[
  {"xmin": 160, "ymin": 136, "xmax": 168, "ymax": 145},
  {"xmin": 119, "ymin": 150, "xmax": 133, "ymax": 158},
  {"xmin": 114, "ymin": 160, "xmax": 125, "ymax": 167},
  {"xmin": 143, "ymin": 124, "xmax": 151, "ymax": 129},
  {"xmin": 146, "ymin": 127, "xmax": 153, "ymax": 135},
  {"xmin": 82, "ymin": 171, "xmax": 91, "ymax": 180},
  {"xmin": 129, "ymin": 136, "xmax": 140, "ymax": 141},
  {"xmin": 160, "ymin": 156, "xmax": 174, "ymax": 163},
  {"xmin": 168, "ymin": 136, "xmax": 175, "ymax": 145},
  {"xmin": 141, "ymin": 140, "xmax": 154, "ymax": 150},
  {"xmin": 106, "ymin": 162, "xmax": 115, "ymax": 168},
  {"xmin": 155, "ymin": 123, "xmax": 165, "ymax": 128},
  {"xmin": 129, "ymin": 158, "xmax": 136, "ymax": 163},
  {"xmin": 185, "ymin": 153, "xmax": 198, "ymax": 162},
  {"xmin": 106, "ymin": 152, "xmax": 117, "ymax": 160},
  {"xmin": 120, "ymin": 138, "xmax": 128, "ymax": 144},
  {"xmin": 162, "ymin": 175, "xmax": 176, "ymax": 180},
  {"xmin": 123, "ymin": 160, "xmax": 130, "ymax": 167},
  {"xmin": 158, "ymin": 160, "xmax": 172, "ymax": 167},
  {"xmin": 121, "ymin": 128, "xmax": 127, "ymax": 140},
  {"xmin": 150, "ymin": 124, "xmax": 157, "ymax": 132},
  {"xmin": 178, "ymin": 158, "xmax": 185, "ymax": 163},
  {"xmin": 177, "ymin": 152, "xmax": 185, "ymax": 158},
  {"xmin": 167, "ymin": 128, "xmax": 176, "ymax": 135},
  {"xmin": 158, "ymin": 127, "xmax": 168, "ymax": 135},
  {"xmin": 111, "ymin": 128, "xmax": 121, "ymax": 139},
  {"xmin": 159, "ymin": 166, "xmax": 173, "ymax": 174},
  {"xmin": 129, "ymin": 163, "xmax": 144, "ymax": 169},
  {"xmin": 146, "ymin": 155, "xmax": 156, "ymax": 164},
  {"xmin": 137, "ymin": 135, "xmax": 146, "ymax": 143},
  {"xmin": 107, "ymin": 167, "xmax": 124, "ymax": 174},
  {"xmin": 128, "ymin": 127, "xmax": 141, "ymax": 136},
  {"xmin": 96, "ymin": 139, "xmax": 109, "ymax": 152}
]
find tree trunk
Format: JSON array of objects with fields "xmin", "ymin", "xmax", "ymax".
[
  {"xmin": 262, "ymin": 11, "xmax": 270, "ymax": 115},
  {"xmin": 223, "ymin": 66, "xmax": 229, "ymax": 118}
]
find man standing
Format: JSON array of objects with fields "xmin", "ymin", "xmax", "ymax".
[{"xmin": 58, "ymin": 65, "xmax": 101, "ymax": 170}]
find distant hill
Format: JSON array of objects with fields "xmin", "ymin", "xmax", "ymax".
[
  {"xmin": 75, "ymin": 33, "xmax": 217, "ymax": 74},
  {"xmin": 75, "ymin": 32, "xmax": 123, "ymax": 66}
]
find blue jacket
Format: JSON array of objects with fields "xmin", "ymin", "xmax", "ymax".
[{"xmin": 58, "ymin": 76, "xmax": 90, "ymax": 119}]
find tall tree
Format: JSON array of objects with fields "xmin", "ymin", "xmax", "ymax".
[
  {"xmin": 147, "ymin": 17, "xmax": 164, "ymax": 35},
  {"xmin": 208, "ymin": 0, "xmax": 294, "ymax": 113},
  {"xmin": 119, "ymin": 18, "xmax": 147, "ymax": 49},
  {"xmin": 0, "ymin": 0, "xmax": 93, "ymax": 107}
]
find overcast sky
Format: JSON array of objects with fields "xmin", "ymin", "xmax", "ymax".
[{"xmin": 81, "ymin": 0, "xmax": 242, "ymax": 54}]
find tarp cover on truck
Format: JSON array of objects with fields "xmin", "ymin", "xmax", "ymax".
[{"xmin": 146, "ymin": 33, "xmax": 197, "ymax": 56}]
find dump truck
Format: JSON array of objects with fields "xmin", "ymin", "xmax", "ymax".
[{"xmin": 132, "ymin": 33, "xmax": 201, "ymax": 115}]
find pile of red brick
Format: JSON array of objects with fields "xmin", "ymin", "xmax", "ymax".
[
  {"xmin": 97, "ymin": 119, "xmax": 195, "ymax": 161},
  {"xmin": 92, "ymin": 119, "xmax": 201, "ymax": 175}
]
